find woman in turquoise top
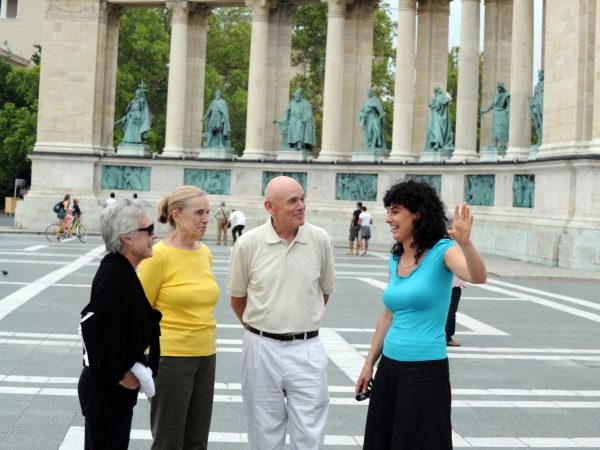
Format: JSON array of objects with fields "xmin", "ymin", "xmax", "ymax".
[{"xmin": 356, "ymin": 180, "xmax": 487, "ymax": 449}]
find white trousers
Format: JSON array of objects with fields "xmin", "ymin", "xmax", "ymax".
[{"xmin": 241, "ymin": 329, "xmax": 330, "ymax": 450}]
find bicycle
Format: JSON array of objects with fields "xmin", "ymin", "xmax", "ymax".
[{"xmin": 45, "ymin": 216, "xmax": 88, "ymax": 243}]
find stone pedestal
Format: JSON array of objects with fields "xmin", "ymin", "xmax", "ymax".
[
  {"xmin": 420, "ymin": 149, "xmax": 452, "ymax": 163},
  {"xmin": 480, "ymin": 146, "xmax": 507, "ymax": 162},
  {"xmin": 199, "ymin": 147, "xmax": 235, "ymax": 159},
  {"xmin": 352, "ymin": 148, "xmax": 390, "ymax": 162},
  {"xmin": 117, "ymin": 143, "xmax": 151, "ymax": 157},
  {"xmin": 277, "ymin": 149, "xmax": 312, "ymax": 162}
]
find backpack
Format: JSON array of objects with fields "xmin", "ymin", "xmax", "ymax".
[{"xmin": 53, "ymin": 201, "xmax": 63, "ymax": 213}]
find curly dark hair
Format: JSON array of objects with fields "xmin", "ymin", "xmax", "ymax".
[{"xmin": 383, "ymin": 180, "xmax": 449, "ymax": 261}]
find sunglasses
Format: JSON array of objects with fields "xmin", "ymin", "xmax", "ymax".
[{"xmin": 134, "ymin": 223, "xmax": 154, "ymax": 236}]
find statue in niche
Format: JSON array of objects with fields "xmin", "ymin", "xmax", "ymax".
[
  {"xmin": 529, "ymin": 70, "xmax": 544, "ymax": 147},
  {"xmin": 115, "ymin": 81, "xmax": 151, "ymax": 144},
  {"xmin": 358, "ymin": 89, "xmax": 386, "ymax": 150},
  {"xmin": 480, "ymin": 81, "xmax": 510, "ymax": 150},
  {"xmin": 274, "ymin": 88, "xmax": 316, "ymax": 151},
  {"xmin": 424, "ymin": 86, "xmax": 454, "ymax": 152},
  {"xmin": 202, "ymin": 89, "xmax": 232, "ymax": 148}
]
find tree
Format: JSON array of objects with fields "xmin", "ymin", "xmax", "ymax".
[
  {"xmin": 0, "ymin": 62, "xmax": 39, "ymax": 206},
  {"xmin": 291, "ymin": 3, "xmax": 396, "ymax": 150}
]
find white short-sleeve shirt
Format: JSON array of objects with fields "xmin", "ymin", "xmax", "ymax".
[{"xmin": 227, "ymin": 219, "xmax": 335, "ymax": 333}]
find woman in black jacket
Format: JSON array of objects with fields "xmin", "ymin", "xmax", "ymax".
[{"xmin": 78, "ymin": 199, "xmax": 161, "ymax": 449}]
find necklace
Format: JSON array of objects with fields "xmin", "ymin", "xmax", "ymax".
[{"xmin": 400, "ymin": 254, "xmax": 415, "ymax": 268}]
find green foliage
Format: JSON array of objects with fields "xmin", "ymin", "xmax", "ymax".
[
  {"xmin": 205, "ymin": 8, "xmax": 251, "ymax": 154},
  {"xmin": 115, "ymin": 9, "xmax": 170, "ymax": 152},
  {"xmin": 292, "ymin": 3, "xmax": 396, "ymax": 149},
  {"xmin": 0, "ymin": 64, "xmax": 39, "ymax": 203}
]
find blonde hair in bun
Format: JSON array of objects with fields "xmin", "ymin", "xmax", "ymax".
[{"xmin": 157, "ymin": 185, "xmax": 206, "ymax": 228}]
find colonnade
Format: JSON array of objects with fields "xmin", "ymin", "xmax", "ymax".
[{"xmin": 34, "ymin": 0, "xmax": 600, "ymax": 163}]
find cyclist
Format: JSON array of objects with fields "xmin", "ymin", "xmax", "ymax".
[
  {"xmin": 72, "ymin": 198, "xmax": 82, "ymax": 220},
  {"xmin": 61, "ymin": 194, "xmax": 74, "ymax": 234}
]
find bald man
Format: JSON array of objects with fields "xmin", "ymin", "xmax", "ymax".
[{"xmin": 227, "ymin": 176, "xmax": 336, "ymax": 449}]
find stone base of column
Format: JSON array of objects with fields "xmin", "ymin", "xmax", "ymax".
[
  {"xmin": 317, "ymin": 150, "xmax": 351, "ymax": 163},
  {"xmin": 420, "ymin": 149, "xmax": 453, "ymax": 163},
  {"xmin": 449, "ymin": 148, "xmax": 479, "ymax": 163},
  {"xmin": 479, "ymin": 146, "xmax": 506, "ymax": 162},
  {"xmin": 385, "ymin": 153, "xmax": 418, "ymax": 164},
  {"xmin": 33, "ymin": 142, "xmax": 105, "ymax": 156},
  {"xmin": 583, "ymin": 139, "xmax": 600, "ymax": 155},
  {"xmin": 117, "ymin": 143, "xmax": 151, "ymax": 157},
  {"xmin": 351, "ymin": 148, "xmax": 390, "ymax": 163},
  {"xmin": 198, "ymin": 147, "xmax": 235, "ymax": 160},
  {"xmin": 277, "ymin": 149, "xmax": 312, "ymax": 162},
  {"xmin": 504, "ymin": 146, "xmax": 530, "ymax": 162},
  {"xmin": 242, "ymin": 147, "xmax": 274, "ymax": 161},
  {"xmin": 161, "ymin": 146, "xmax": 193, "ymax": 159}
]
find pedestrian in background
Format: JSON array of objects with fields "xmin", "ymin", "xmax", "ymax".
[
  {"xmin": 78, "ymin": 199, "xmax": 161, "ymax": 450},
  {"xmin": 214, "ymin": 201, "xmax": 231, "ymax": 245},
  {"xmin": 137, "ymin": 186, "xmax": 220, "ymax": 450},
  {"xmin": 358, "ymin": 205, "xmax": 372, "ymax": 256},
  {"xmin": 105, "ymin": 192, "xmax": 117, "ymax": 208},
  {"xmin": 228, "ymin": 209, "xmax": 246, "ymax": 243},
  {"xmin": 446, "ymin": 275, "xmax": 467, "ymax": 347},
  {"xmin": 228, "ymin": 176, "xmax": 335, "ymax": 449},
  {"xmin": 347, "ymin": 201, "xmax": 363, "ymax": 255},
  {"xmin": 356, "ymin": 180, "xmax": 487, "ymax": 450}
]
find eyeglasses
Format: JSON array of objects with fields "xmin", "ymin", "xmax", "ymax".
[{"xmin": 134, "ymin": 223, "xmax": 154, "ymax": 236}]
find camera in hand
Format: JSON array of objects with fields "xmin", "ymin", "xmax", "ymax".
[{"xmin": 355, "ymin": 390, "xmax": 371, "ymax": 401}]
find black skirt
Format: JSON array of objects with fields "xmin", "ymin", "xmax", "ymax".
[{"xmin": 363, "ymin": 356, "xmax": 452, "ymax": 450}]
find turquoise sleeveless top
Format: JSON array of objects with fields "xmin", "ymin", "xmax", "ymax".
[{"xmin": 382, "ymin": 238, "xmax": 455, "ymax": 362}]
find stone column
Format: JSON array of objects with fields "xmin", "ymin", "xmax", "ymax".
[
  {"xmin": 539, "ymin": 0, "xmax": 595, "ymax": 157},
  {"xmin": 99, "ymin": 4, "xmax": 123, "ymax": 156},
  {"xmin": 0, "ymin": 0, "xmax": 7, "ymax": 19},
  {"xmin": 163, "ymin": 1, "xmax": 189, "ymax": 158},
  {"xmin": 184, "ymin": 5, "xmax": 211, "ymax": 155},
  {"xmin": 34, "ymin": 0, "xmax": 112, "ymax": 154},
  {"xmin": 589, "ymin": 1, "xmax": 600, "ymax": 153},
  {"xmin": 264, "ymin": 2, "xmax": 295, "ymax": 158},
  {"xmin": 242, "ymin": 0, "xmax": 273, "ymax": 160},
  {"xmin": 318, "ymin": 0, "xmax": 348, "ymax": 161},
  {"xmin": 412, "ymin": 0, "xmax": 450, "ymax": 154},
  {"xmin": 480, "ymin": 0, "xmax": 513, "ymax": 150},
  {"xmin": 506, "ymin": 0, "xmax": 533, "ymax": 160},
  {"xmin": 389, "ymin": 0, "xmax": 416, "ymax": 162},
  {"xmin": 451, "ymin": 0, "xmax": 481, "ymax": 162},
  {"xmin": 343, "ymin": 0, "xmax": 377, "ymax": 157}
]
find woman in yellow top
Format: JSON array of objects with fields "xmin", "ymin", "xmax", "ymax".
[{"xmin": 137, "ymin": 185, "xmax": 219, "ymax": 450}]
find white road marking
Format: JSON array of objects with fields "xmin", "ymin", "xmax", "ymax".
[
  {"xmin": 23, "ymin": 245, "xmax": 47, "ymax": 251},
  {"xmin": 320, "ymin": 328, "xmax": 368, "ymax": 382},
  {"xmin": 487, "ymin": 279, "xmax": 600, "ymax": 312},
  {"xmin": 59, "ymin": 426, "xmax": 600, "ymax": 449},
  {"xmin": 357, "ymin": 277, "xmax": 508, "ymax": 336},
  {"xmin": 478, "ymin": 283, "xmax": 600, "ymax": 324},
  {"xmin": 0, "ymin": 245, "xmax": 105, "ymax": 321}
]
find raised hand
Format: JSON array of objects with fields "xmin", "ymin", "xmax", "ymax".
[{"xmin": 448, "ymin": 203, "xmax": 474, "ymax": 246}]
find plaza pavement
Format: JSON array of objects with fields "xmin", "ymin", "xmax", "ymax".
[{"xmin": 0, "ymin": 220, "xmax": 599, "ymax": 449}]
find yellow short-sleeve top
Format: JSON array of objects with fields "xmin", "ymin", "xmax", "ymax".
[{"xmin": 137, "ymin": 241, "xmax": 220, "ymax": 356}]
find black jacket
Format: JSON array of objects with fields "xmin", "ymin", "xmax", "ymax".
[{"xmin": 80, "ymin": 252, "xmax": 161, "ymax": 386}]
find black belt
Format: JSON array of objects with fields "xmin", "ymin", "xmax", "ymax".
[{"xmin": 245, "ymin": 324, "xmax": 318, "ymax": 341}]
